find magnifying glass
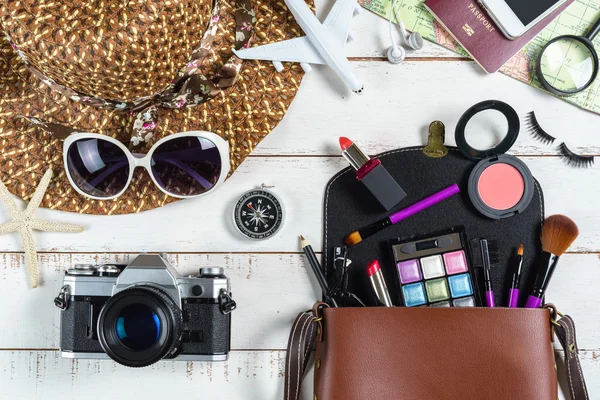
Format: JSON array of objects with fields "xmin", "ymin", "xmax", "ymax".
[{"xmin": 536, "ymin": 15, "xmax": 600, "ymax": 96}]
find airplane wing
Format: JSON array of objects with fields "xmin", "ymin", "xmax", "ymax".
[
  {"xmin": 323, "ymin": 0, "xmax": 357, "ymax": 44},
  {"xmin": 233, "ymin": 36, "xmax": 326, "ymax": 64}
]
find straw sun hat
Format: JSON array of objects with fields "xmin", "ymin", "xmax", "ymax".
[{"xmin": 0, "ymin": 0, "xmax": 309, "ymax": 214}]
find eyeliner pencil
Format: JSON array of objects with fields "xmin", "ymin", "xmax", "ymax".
[{"xmin": 300, "ymin": 235, "xmax": 337, "ymax": 307}]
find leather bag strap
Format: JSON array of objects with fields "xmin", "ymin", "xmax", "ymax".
[
  {"xmin": 555, "ymin": 314, "xmax": 589, "ymax": 400},
  {"xmin": 284, "ymin": 310, "xmax": 318, "ymax": 400},
  {"xmin": 284, "ymin": 307, "xmax": 589, "ymax": 400}
]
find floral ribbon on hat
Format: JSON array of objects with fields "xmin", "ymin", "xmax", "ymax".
[{"xmin": 13, "ymin": 0, "xmax": 256, "ymax": 148}]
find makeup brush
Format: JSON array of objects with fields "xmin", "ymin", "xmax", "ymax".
[
  {"xmin": 345, "ymin": 184, "xmax": 460, "ymax": 246},
  {"xmin": 507, "ymin": 244, "xmax": 524, "ymax": 308},
  {"xmin": 525, "ymin": 215, "xmax": 579, "ymax": 308}
]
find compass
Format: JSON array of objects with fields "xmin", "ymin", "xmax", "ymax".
[{"xmin": 233, "ymin": 185, "xmax": 284, "ymax": 240}]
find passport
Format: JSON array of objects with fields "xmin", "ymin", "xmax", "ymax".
[{"xmin": 423, "ymin": 0, "xmax": 573, "ymax": 73}]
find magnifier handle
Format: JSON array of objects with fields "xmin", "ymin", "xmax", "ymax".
[{"xmin": 586, "ymin": 16, "xmax": 600, "ymax": 41}]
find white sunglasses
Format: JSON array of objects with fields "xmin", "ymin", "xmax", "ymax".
[{"xmin": 63, "ymin": 131, "xmax": 230, "ymax": 200}]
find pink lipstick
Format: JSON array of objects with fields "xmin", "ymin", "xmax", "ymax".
[
  {"xmin": 367, "ymin": 260, "xmax": 393, "ymax": 307},
  {"xmin": 339, "ymin": 137, "xmax": 406, "ymax": 210}
]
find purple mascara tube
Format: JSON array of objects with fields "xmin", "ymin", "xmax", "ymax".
[{"xmin": 480, "ymin": 239, "xmax": 495, "ymax": 308}]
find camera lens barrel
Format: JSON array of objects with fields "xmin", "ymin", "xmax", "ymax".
[{"xmin": 97, "ymin": 285, "xmax": 183, "ymax": 368}]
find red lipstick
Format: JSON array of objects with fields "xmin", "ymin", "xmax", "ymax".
[
  {"xmin": 339, "ymin": 137, "xmax": 353, "ymax": 151},
  {"xmin": 339, "ymin": 137, "xmax": 406, "ymax": 211}
]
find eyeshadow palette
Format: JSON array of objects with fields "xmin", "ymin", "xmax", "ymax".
[{"xmin": 391, "ymin": 230, "xmax": 480, "ymax": 307}]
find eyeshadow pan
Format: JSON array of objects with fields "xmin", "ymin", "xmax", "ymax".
[
  {"xmin": 431, "ymin": 301, "xmax": 451, "ymax": 307},
  {"xmin": 397, "ymin": 260, "xmax": 422, "ymax": 284},
  {"xmin": 425, "ymin": 278, "xmax": 450, "ymax": 302},
  {"xmin": 402, "ymin": 283, "xmax": 427, "ymax": 307},
  {"xmin": 448, "ymin": 274, "xmax": 473, "ymax": 298},
  {"xmin": 420, "ymin": 255, "xmax": 445, "ymax": 279},
  {"xmin": 453, "ymin": 296, "xmax": 475, "ymax": 307},
  {"xmin": 443, "ymin": 250, "xmax": 468, "ymax": 275}
]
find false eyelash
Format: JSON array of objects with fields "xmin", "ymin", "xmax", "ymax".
[
  {"xmin": 557, "ymin": 143, "xmax": 595, "ymax": 168},
  {"xmin": 525, "ymin": 111, "xmax": 557, "ymax": 145}
]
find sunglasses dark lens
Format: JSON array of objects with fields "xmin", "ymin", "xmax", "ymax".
[
  {"xmin": 151, "ymin": 136, "xmax": 222, "ymax": 196},
  {"xmin": 66, "ymin": 138, "xmax": 130, "ymax": 198}
]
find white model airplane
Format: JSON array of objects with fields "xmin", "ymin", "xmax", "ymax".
[{"xmin": 233, "ymin": 0, "xmax": 364, "ymax": 94}]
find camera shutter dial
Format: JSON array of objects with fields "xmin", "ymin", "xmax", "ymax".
[
  {"xmin": 68, "ymin": 264, "xmax": 97, "ymax": 275},
  {"xmin": 97, "ymin": 265, "xmax": 121, "ymax": 277},
  {"xmin": 199, "ymin": 267, "xmax": 225, "ymax": 277}
]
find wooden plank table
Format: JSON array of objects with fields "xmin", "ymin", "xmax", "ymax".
[{"xmin": 1, "ymin": 2, "xmax": 598, "ymax": 398}]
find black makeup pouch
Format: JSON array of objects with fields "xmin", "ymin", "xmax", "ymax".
[{"xmin": 322, "ymin": 146, "xmax": 544, "ymax": 308}]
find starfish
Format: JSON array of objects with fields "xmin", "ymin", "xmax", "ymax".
[{"xmin": 0, "ymin": 169, "xmax": 84, "ymax": 288}]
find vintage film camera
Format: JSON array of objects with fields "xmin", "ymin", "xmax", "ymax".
[{"xmin": 54, "ymin": 254, "xmax": 236, "ymax": 367}]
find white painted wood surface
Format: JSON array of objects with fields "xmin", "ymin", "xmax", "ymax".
[{"xmin": 1, "ymin": 1, "xmax": 599, "ymax": 398}]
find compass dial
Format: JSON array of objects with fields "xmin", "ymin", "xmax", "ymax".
[{"xmin": 233, "ymin": 189, "xmax": 284, "ymax": 240}]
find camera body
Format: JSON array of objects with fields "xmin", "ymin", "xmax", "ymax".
[{"xmin": 55, "ymin": 254, "xmax": 235, "ymax": 367}]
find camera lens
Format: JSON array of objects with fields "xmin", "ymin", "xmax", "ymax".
[
  {"xmin": 98, "ymin": 286, "xmax": 183, "ymax": 367},
  {"xmin": 115, "ymin": 304, "xmax": 161, "ymax": 350}
]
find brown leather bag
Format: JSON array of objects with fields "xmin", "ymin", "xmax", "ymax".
[{"xmin": 284, "ymin": 304, "xmax": 588, "ymax": 400}]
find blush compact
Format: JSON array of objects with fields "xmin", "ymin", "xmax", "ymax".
[{"xmin": 455, "ymin": 100, "xmax": 534, "ymax": 220}]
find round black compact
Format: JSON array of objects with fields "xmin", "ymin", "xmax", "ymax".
[{"xmin": 455, "ymin": 100, "xmax": 534, "ymax": 220}]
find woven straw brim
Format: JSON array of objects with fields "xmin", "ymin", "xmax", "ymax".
[{"xmin": 0, "ymin": 0, "xmax": 308, "ymax": 215}]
